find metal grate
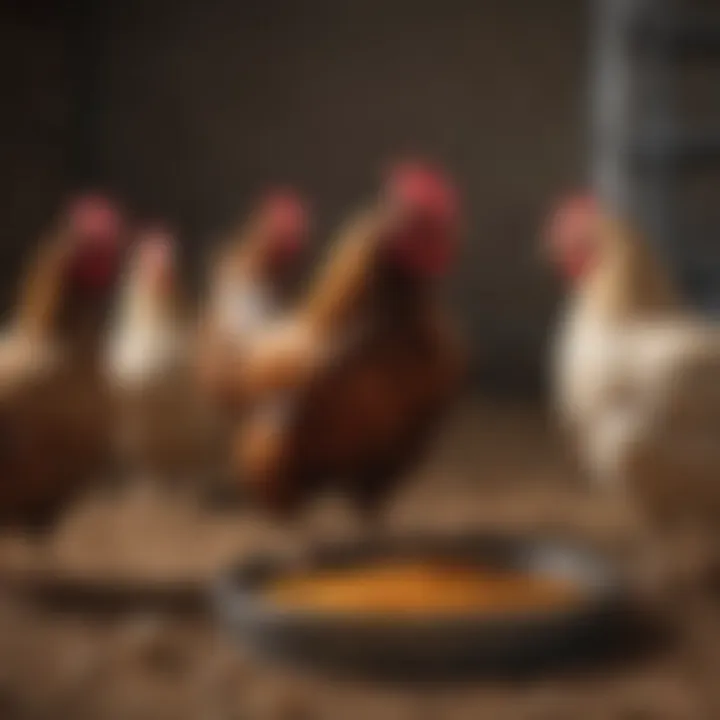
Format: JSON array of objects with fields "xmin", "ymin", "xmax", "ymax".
[{"xmin": 592, "ymin": 0, "xmax": 720, "ymax": 310}]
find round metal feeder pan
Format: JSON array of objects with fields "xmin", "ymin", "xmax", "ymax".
[{"xmin": 212, "ymin": 533, "xmax": 632, "ymax": 681}]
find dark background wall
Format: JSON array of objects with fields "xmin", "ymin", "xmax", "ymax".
[
  {"xmin": 0, "ymin": 0, "xmax": 72, "ymax": 307},
  {"xmin": 1, "ymin": 0, "xmax": 588, "ymax": 390}
]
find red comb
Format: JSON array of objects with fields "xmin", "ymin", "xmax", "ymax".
[
  {"xmin": 65, "ymin": 194, "xmax": 124, "ymax": 290},
  {"xmin": 545, "ymin": 192, "xmax": 599, "ymax": 281},
  {"xmin": 259, "ymin": 188, "xmax": 308, "ymax": 257},
  {"xmin": 558, "ymin": 192, "xmax": 597, "ymax": 214},
  {"xmin": 67, "ymin": 193, "xmax": 123, "ymax": 246},
  {"xmin": 385, "ymin": 162, "xmax": 460, "ymax": 223},
  {"xmin": 383, "ymin": 162, "xmax": 460, "ymax": 278},
  {"xmin": 136, "ymin": 224, "xmax": 176, "ymax": 268},
  {"xmin": 138, "ymin": 222, "xmax": 175, "ymax": 246},
  {"xmin": 548, "ymin": 192, "xmax": 598, "ymax": 238},
  {"xmin": 262, "ymin": 189, "xmax": 308, "ymax": 232}
]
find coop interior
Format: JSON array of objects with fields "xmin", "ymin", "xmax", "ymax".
[{"xmin": 2, "ymin": 1, "xmax": 720, "ymax": 719}]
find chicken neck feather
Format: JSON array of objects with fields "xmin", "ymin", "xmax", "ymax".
[{"xmin": 579, "ymin": 216, "xmax": 683, "ymax": 324}]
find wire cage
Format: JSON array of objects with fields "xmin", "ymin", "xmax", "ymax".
[{"xmin": 591, "ymin": 0, "xmax": 720, "ymax": 311}]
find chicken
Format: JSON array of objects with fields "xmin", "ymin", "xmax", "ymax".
[
  {"xmin": 547, "ymin": 194, "xmax": 720, "ymax": 544},
  {"xmin": 0, "ymin": 195, "xmax": 125, "ymax": 527},
  {"xmin": 197, "ymin": 191, "xmax": 308, "ymax": 408},
  {"xmin": 106, "ymin": 227, "xmax": 220, "ymax": 488},
  {"xmin": 234, "ymin": 163, "xmax": 465, "ymax": 518}
]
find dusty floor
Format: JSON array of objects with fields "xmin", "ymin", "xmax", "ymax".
[{"xmin": 0, "ymin": 402, "xmax": 718, "ymax": 720}]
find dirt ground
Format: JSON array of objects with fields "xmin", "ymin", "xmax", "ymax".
[{"xmin": 0, "ymin": 401, "xmax": 718, "ymax": 720}]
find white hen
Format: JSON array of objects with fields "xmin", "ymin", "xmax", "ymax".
[
  {"xmin": 106, "ymin": 228, "xmax": 219, "ymax": 488},
  {"xmin": 549, "ymin": 195, "xmax": 720, "ymax": 535},
  {"xmin": 197, "ymin": 190, "xmax": 308, "ymax": 410}
]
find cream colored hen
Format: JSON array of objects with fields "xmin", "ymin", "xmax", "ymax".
[
  {"xmin": 106, "ymin": 228, "xmax": 220, "ymax": 488},
  {"xmin": 197, "ymin": 191, "xmax": 308, "ymax": 410},
  {"xmin": 548, "ymin": 195, "xmax": 720, "ymax": 541}
]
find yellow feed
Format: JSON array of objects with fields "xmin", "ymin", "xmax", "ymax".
[{"xmin": 268, "ymin": 560, "xmax": 582, "ymax": 615}]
